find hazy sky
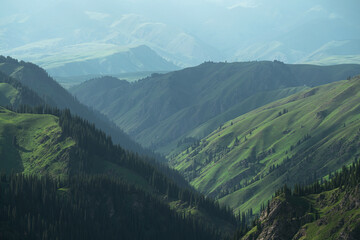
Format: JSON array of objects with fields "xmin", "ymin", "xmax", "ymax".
[{"xmin": 1, "ymin": 0, "xmax": 359, "ymax": 65}]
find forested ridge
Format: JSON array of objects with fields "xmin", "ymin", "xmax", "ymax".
[
  {"xmin": 0, "ymin": 55, "xmax": 163, "ymax": 160},
  {"xmin": 233, "ymin": 159, "xmax": 360, "ymax": 239},
  {"xmin": 0, "ymin": 174, "xmax": 224, "ymax": 240},
  {"xmin": 0, "ymin": 71, "xmax": 45, "ymax": 107},
  {"xmin": 0, "ymin": 105, "xmax": 237, "ymax": 239},
  {"xmin": 71, "ymin": 61, "xmax": 360, "ymax": 154}
]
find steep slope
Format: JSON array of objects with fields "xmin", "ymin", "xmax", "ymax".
[
  {"xmin": 171, "ymin": 76, "xmax": 360, "ymax": 214},
  {"xmin": 0, "ymin": 71, "xmax": 45, "ymax": 107},
  {"xmin": 70, "ymin": 61, "xmax": 360, "ymax": 154},
  {"xmin": 0, "ymin": 105, "xmax": 237, "ymax": 236},
  {"xmin": 0, "ymin": 174, "xmax": 226, "ymax": 240},
  {"xmin": 0, "ymin": 107, "xmax": 75, "ymax": 178},
  {"xmin": 0, "ymin": 56, "xmax": 160, "ymax": 159},
  {"xmin": 240, "ymin": 161, "xmax": 360, "ymax": 240}
]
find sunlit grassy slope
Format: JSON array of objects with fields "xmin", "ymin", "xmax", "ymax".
[
  {"xmin": 70, "ymin": 61, "xmax": 360, "ymax": 155},
  {"xmin": 0, "ymin": 83, "xmax": 18, "ymax": 106},
  {"xmin": 0, "ymin": 106, "xmax": 151, "ymax": 187},
  {"xmin": 0, "ymin": 106, "xmax": 235, "ymax": 233},
  {"xmin": 299, "ymin": 188, "xmax": 360, "ymax": 240},
  {"xmin": 0, "ymin": 107, "xmax": 75, "ymax": 178},
  {"xmin": 171, "ymin": 76, "xmax": 360, "ymax": 213}
]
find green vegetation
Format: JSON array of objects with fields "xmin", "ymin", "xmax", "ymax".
[
  {"xmin": 0, "ymin": 107, "xmax": 75, "ymax": 178},
  {"xmin": 1, "ymin": 56, "xmax": 360, "ymax": 239},
  {"xmin": 0, "ymin": 174, "xmax": 224, "ymax": 240},
  {"xmin": 0, "ymin": 55, "xmax": 162, "ymax": 160},
  {"xmin": 0, "ymin": 83, "xmax": 18, "ymax": 106},
  {"xmin": 0, "ymin": 104, "xmax": 237, "ymax": 236},
  {"xmin": 70, "ymin": 60, "xmax": 360, "ymax": 155},
  {"xmin": 237, "ymin": 160, "xmax": 360, "ymax": 240},
  {"xmin": 171, "ymin": 76, "xmax": 360, "ymax": 215}
]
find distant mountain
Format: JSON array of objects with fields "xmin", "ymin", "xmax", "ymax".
[
  {"xmin": 70, "ymin": 61, "xmax": 360, "ymax": 155},
  {"xmin": 54, "ymin": 71, "xmax": 168, "ymax": 89},
  {"xmin": 0, "ymin": 56, "xmax": 160, "ymax": 159},
  {"xmin": 1, "ymin": 1, "xmax": 360, "ymax": 67},
  {"xmin": 300, "ymin": 39, "xmax": 360, "ymax": 65},
  {"xmin": 44, "ymin": 45, "xmax": 179, "ymax": 77},
  {"xmin": 0, "ymin": 10, "xmax": 222, "ymax": 68},
  {"xmin": 171, "ymin": 76, "xmax": 360, "ymax": 215}
]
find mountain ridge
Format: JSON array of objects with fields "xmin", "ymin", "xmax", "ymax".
[
  {"xmin": 70, "ymin": 61, "xmax": 360, "ymax": 154},
  {"xmin": 171, "ymin": 75, "xmax": 360, "ymax": 215},
  {"xmin": 0, "ymin": 55, "xmax": 162, "ymax": 160}
]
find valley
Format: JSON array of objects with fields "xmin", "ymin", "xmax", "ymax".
[
  {"xmin": 1, "ymin": 55, "xmax": 360, "ymax": 239},
  {"xmin": 171, "ymin": 76, "xmax": 360, "ymax": 214},
  {"xmin": 1, "ymin": 1, "xmax": 360, "ymax": 238},
  {"xmin": 71, "ymin": 61, "xmax": 360, "ymax": 156}
]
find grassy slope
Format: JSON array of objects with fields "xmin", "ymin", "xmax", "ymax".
[
  {"xmin": 0, "ymin": 106, "xmax": 151, "ymax": 189},
  {"xmin": 0, "ymin": 107, "xmax": 75, "ymax": 178},
  {"xmin": 164, "ymin": 86, "xmax": 308, "ymax": 155},
  {"xmin": 172, "ymin": 76, "xmax": 360, "ymax": 213},
  {"xmin": 70, "ymin": 61, "xmax": 360, "ymax": 155},
  {"xmin": 0, "ymin": 83, "xmax": 18, "ymax": 106},
  {"xmin": 299, "ymin": 188, "xmax": 360, "ymax": 239},
  {"xmin": 0, "ymin": 56, "xmax": 163, "ymax": 160},
  {"xmin": 0, "ymin": 107, "xmax": 234, "ymax": 233}
]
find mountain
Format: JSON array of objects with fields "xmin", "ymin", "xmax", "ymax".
[
  {"xmin": 300, "ymin": 39, "xmax": 360, "ymax": 65},
  {"xmin": 0, "ymin": 56, "xmax": 161, "ymax": 159},
  {"xmin": 43, "ymin": 45, "xmax": 179, "ymax": 77},
  {"xmin": 0, "ymin": 106, "xmax": 236, "ymax": 239},
  {"xmin": 2, "ymin": 1, "xmax": 359, "ymax": 68},
  {"xmin": 0, "ymin": 71, "xmax": 45, "ymax": 107},
  {"xmin": 54, "ymin": 71, "xmax": 168, "ymax": 89},
  {"xmin": 70, "ymin": 61, "xmax": 360, "ymax": 155},
  {"xmin": 239, "ymin": 160, "xmax": 360, "ymax": 240},
  {"xmin": 0, "ymin": 107, "xmax": 74, "ymax": 178},
  {"xmin": 171, "ymin": 75, "xmax": 360, "ymax": 215},
  {"xmin": 0, "ymin": 174, "xmax": 224, "ymax": 240}
]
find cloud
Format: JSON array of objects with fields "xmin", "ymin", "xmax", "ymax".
[
  {"xmin": 329, "ymin": 13, "xmax": 341, "ymax": 19},
  {"xmin": 18, "ymin": 16, "xmax": 30, "ymax": 23},
  {"xmin": 85, "ymin": 11, "xmax": 109, "ymax": 21},
  {"xmin": 228, "ymin": 0, "xmax": 260, "ymax": 10},
  {"xmin": 306, "ymin": 5, "xmax": 324, "ymax": 13}
]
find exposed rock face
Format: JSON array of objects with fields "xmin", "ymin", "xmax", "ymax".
[
  {"xmin": 244, "ymin": 185, "xmax": 360, "ymax": 240},
  {"xmin": 243, "ymin": 196, "xmax": 305, "ymax": 240}
]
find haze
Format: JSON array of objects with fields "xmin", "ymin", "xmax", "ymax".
[{"xmin": 1, "ymin": 0, "xmax": 359, "ymax": 71}]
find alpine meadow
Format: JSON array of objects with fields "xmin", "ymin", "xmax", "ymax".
[{"xmin": 1, "ymin": 0, "xmax": 360, "ymax": 239}]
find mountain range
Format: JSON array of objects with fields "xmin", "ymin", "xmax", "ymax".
[
  {"xmin": 1, "ymin": 1, "xmax": 360, "ymax": 75},
  {"xmin": 0, "ymin": 64, "xmax": 238, "ymax": 238},
  {"xmin": 171, "ymin": 75, "xmax": 360, "ymax": 215},
  {"xmin": 70, "ymin": 61, "xmax": 360, "ymax": 155},
  {"xmin": 0, "ymin": 55, "xmax": 162, "ymax": 160},
  {"xmin": 1, "ymin": 56, "xmax": 360, "ymax": 239}
]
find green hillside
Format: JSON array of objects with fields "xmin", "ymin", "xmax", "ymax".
[
  {"xmin": 0, "ymin": 56, "xmax": 162, "ymax": 160},
  {"xmin": 0, "ymin": 107, "xmax": 75, "ymax": 178},
  {"xmin": 171, "ymin": 76, "xmax": 360, "ymax": 214},
  {"xmin": 0, "ymin": 71, "xmax": 45, "ymax": 108},
  {"xmin": 239, "ymin": 161, "xmax": 360, "ymax": 240},
  {"xmin": 0, "ymin": 105, "xmax": 236, "ymax": 236},
  {"xmin": 70, "ymin": 61, "xmax": 360, "ymax": 155},
  {"xmin": 0, "ymin": 83, "xmax": 18, "ymax": 106},
  {"xmin": 0, "ymin": 58, "xmax": 239, "ymax": 235}
]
